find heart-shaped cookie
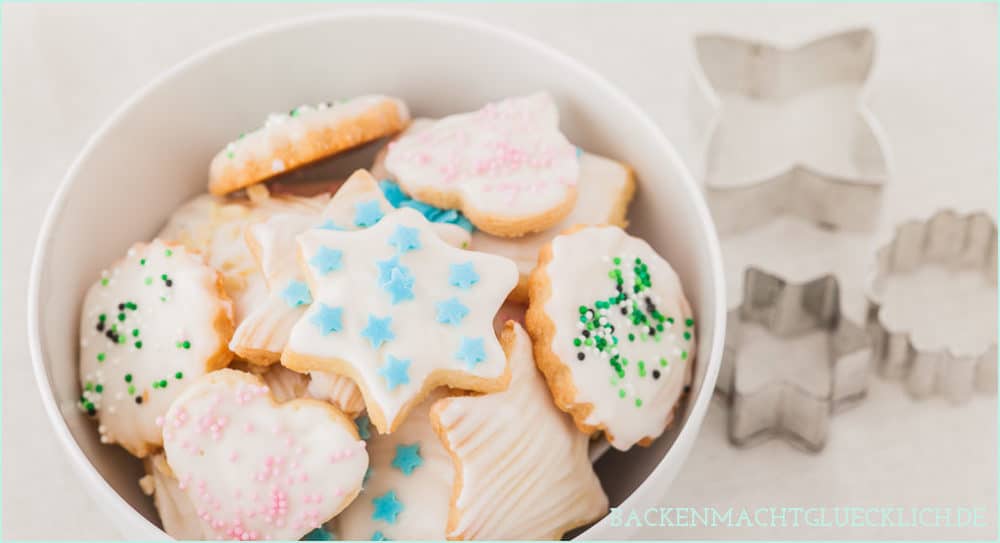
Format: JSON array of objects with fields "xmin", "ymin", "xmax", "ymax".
[{"xmin": 162, "ymin": 369, "xmax": 368, "ymax": 540}]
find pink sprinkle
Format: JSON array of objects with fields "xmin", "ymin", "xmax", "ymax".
[
  {"xmin": 229, "ymin": 451, "xmax": 239, "ymax": 462},
  {"xmin": 154, "ymin": 416, "xmax": 164, "ymax": 427},
  {"xmin": 244, "ymin": 422, "xmax": 254, "ymax": 433},
  {"xmin": 300, "ymin": 473, "xmax": 309, "ymax": 483}
]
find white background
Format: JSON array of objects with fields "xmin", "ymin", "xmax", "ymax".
[{"xmin": 2, "ymin": 2, "xmax": 996, "ymax": 540}]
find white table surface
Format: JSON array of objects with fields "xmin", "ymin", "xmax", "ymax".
[{"xmin": 2, "ymin": 3, "xmax": 996, "ymax": 540}]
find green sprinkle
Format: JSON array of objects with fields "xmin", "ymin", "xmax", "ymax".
[
  {"xmin": 117, "ymin": 313, "xmax": 125, "ymax": 322},
  {"xmin": 100, "ymin": 278, "xmax": 109, "ymax": 286},
  {"xmin": 152, "ymin": 381, "xmax": 159, "ymax": 389},
  {"xmin": 635, "ymin": 398, "xmax": 643, "ymax": 408},
  {"xmin": 573, "ymin": 338, "xmax": 582, "ymax": 347},
  {"xmin": 95, "ymin": 384, "xmax": 103, "ymax": 393},
  {"xmin": 628, "ymin": 333, "xmax": 635, "ymax": 342},
  {"xmin": 681, "ymin": 350, "xmax": 688, "ymax": 360},
  {"xmin": 638, "ymin": 360, "xmax": 647, "ymax": 377},
  {"xmin": 127, "ymin": 385, "xmax": 136, "ymax": 395},
  {"xmin": 227, "ymin": 151, "xmax": 234, "ymax": 159},
  {"xmin": 175, "ymin": 372, "xmax": 184, "ymax": 379},
  {"xmin": 132, "ymin": 329, "xmax": 140, "ymax": 337},
  {"xmin": 126, "ymin": 302, "xmax": 137, "ymax": 310},
  {"xmin": 618, "ymin": 389, "xmax": 626, "ymax": 398},
  {"xmin": 667, "ymin": 317, "xmax": 675, "ymax": 324},
  {"xmin": 98, "ymin": 314, "xmax": 106, "ymax": 321},
  {"xmin": 96, "ymin": 352, "xmax": 105, "ymax": 362},
  {"xmin": 165, "ymin": 249, "xmax": 173, "ymax": 257},
  {"xmin": 684, "ymin": 331, "xmax": 692, "ymax": 341},
  {"xmin": 145, "ymin": 277, "xmax": 153, "ymax": 285},
  {"xmin": 124, "ymin": 374, "xmax": 132, "ymax": 383},
  {"xmin": 685, "ymin": 318, "xmax": 694, "ymax": 327},
  {"xmin": 140, "ymin": 258, "xmax": 146, "ymax": 266},
  {"xmin": 118, "ymin": 335, "xmax": 126, "ymax": 344},
  {"xmin": 134, "ymin": 341, "xmax": 143, "ymax": 349},
  {"xmin": 660, "ymin": 357, "xmax": 668, "ymax": 367},
  {"xmin": 578, "ymin": 306, "xmax": 587, "ymax": 314},
  {"xmin": 159, "ymin": 380, "xmax": 168, "ymax": 388},
  {"xmin": 84, "ymin": 382, "xmax": 93, "ymax": 391},
  {"xmin": 584, "ymin": 338, "xmax": 593, "ymax": 346},
  {"xmin": 161, "ymin": 274, "xmax": 168, "ymax": 280}
]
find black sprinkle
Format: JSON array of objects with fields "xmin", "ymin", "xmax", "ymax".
[
  {"xmin": 96, "ymin": 322, "xmax": 104, "ymax": 332},
  {"xmin": 648, "ymin": 326, "xmax": 657, "ymax": 336},
  {"xmin": 620, "ymin": 307, "xmax": 628, "ymax": 315},
  {"xmin": 582, "ymin": 330, "xmax": 590, "ymax": 338},
  {"xmin": 652, "ymin": 370, "xmax": 661, "ymax": 379},
  {"xmin": 577, "ymin": 352, "xmax": 585, "ymax": 361},
  {"xmin": 87, "ymin": 407, "xmax": 97, "ymax": 416},
  {"xmin": 135, "ymin": 396, "xmax": 143, "ymax": 405},
  {"xmin": 117, "ymin": 303, "xmax": 125, "ymax": 310},
  {"xmin": 165, "ymin": 279, "xmax": 173, "ymax": 287},
  {"xmin": 683, "ymin": 385, "xmax": 691, "ymax": 394}
]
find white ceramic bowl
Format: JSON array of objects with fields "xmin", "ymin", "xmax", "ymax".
[{"xmin": 29, "ymin": 10, "xmax": 725, "ymax": 540}]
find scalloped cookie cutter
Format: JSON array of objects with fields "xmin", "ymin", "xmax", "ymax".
[
  {"xmin": 690, "ymin": 27, "xmax": 890, "ymax": 236},
  {"xmin": 716, "ymin": 268, "xmax": 871, "ymax": 451},
  {"xmin": 866, "ymin": 210, "xmax": 998, "ymax": 403}
]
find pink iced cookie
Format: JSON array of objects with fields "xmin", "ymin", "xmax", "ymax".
[
  {"xmin": 161, "ymin": 369, "xmax": 368, "ymax": 540},
  {"xmin": 383, "ymin": 93, "xmax": 579, "ymax": 238}
]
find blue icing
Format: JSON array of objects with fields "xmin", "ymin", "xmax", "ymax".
[
  {"xmin": 391, "ymin": 443, "xmax": 423, "ymax": 475},
  {"xmin": 383, "ymin": 267, "xmax": 414, "ymax": 304},
  {"xmin": 379, "ymin": 355, "xmax": 411, "ymax": 391},
  {"xmin": 362, "ymin": 314, "xmax": 395, "ymax": 348},
  {"xmin": 316, "ymin": 219, "xmax": 344, "ymax": 231},
  {"xmin": 371, "ymin": 491, "xmax": 403, "ymax": 524},
  {"xmin": 354, "ymin": 200, "xmax": 384, "ymax": 228},
  {"xmin": 449, "ymin": 262, "xmax": 479, "ymax": 289},
  {"xmin": 309, "ymin": 246, "xmax": 343, "ymax": 275},
  {"xmin": 302, "ymin": 527, "xmax": 335, "ymax": 540},
  {"xmin": 435, "ymin": 297, "xmax": 469, "ymax": 326},
  {"xmin": 456, "ymin": 336, "xmax": 486, "ymax": 369},
  {"xmin": 281, "ymin": 280, "xmax": 312, "ymax": 307},
  {"xmin": 379, "ymin": 179, "xmax": 474, "ymax": 232},
  {"xmin": 310, "ymin": 304, "xmax": 343, "ymax": 335},
  {"xmin": 372, "ymin": 531, "xmax": 389, "ymax": 541},
  {"xmin": 388, "ymin": 224, "xmax": 421, "ymax": 253}
]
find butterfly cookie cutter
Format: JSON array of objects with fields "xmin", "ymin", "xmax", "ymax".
[
  {"xmin": 689, "ymin": 27, "xmax": 891, "ymax": 237},
  {"xmin": 866, "ymin": 210, "xmax": 998, "ymax": 403},
  {"xmin": 716, "ymin": 268, "xmax": 872, "ymax": 451}
]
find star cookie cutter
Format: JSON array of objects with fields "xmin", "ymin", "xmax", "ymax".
[
  {"xmin": 690, "ymin": 27, "xmax": 891, "ymax": 236},
  {"xmin": 716, "ymin": 268, "xmax": 872, "ymax": 451},
  {"xmin": 866, "ymin": 210, "xmax": 998, "ymax": 403}
]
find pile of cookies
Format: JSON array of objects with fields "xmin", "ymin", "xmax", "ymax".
[{"xmin": 77, "ymin": 93, "xmax": 697, "ymax": 540}]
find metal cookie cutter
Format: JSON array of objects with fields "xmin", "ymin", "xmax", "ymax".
[
  {"xmin": 866, "ymin": 210, "xmax": 998, "ymax": 403},
  {"xmin": 716, "ymin": 268, "xmax": 871, "ymax": 451},
  {"xmin": 689, "ymin": 27, "xmax": 890, "ymax": 237}
]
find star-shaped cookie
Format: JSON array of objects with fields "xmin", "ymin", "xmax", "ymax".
[
  {"xmin": 430, "ymin": 322, "xmax": 608, "ymax": 539},
  {"xmin": 283, "ymin": 208, "xmax": 518, "ymax": 433}
]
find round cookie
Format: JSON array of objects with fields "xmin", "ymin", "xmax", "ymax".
[
  {"xmin": 383, "ymin": 93, "xmax": 579, "ymax": 238},
  {"xmin": 281, "ymin": 208, "xmax": 518, "ymax": 434},
  {"xmin": 78, "ymin": 239, "xmax": 233, "ymax": 457},
  {"xmin": 209, "ymin": 95, "xmax": 410, "ymax": 195},
  {"xmin": 334, "ymin": 391, "xmax": 453, "ymax": 540},
  {"xmin": 161, "ymin": 369, "xmax": 368, "ymax": 540},
  {"xmin": 157, "ymin": 191, "xmax": 330, "ymax": 328},
  {"xmin": 430, "ymin": 322, "xmax": 608, "ymax": 539},
  {"xmin": 525, "ymin": 225, "xmax": 696, "ymax": 450}
]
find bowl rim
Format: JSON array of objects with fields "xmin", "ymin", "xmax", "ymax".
[{"xmin": 27, "ymin": 8, "xmax": 726, "ymax": 539}]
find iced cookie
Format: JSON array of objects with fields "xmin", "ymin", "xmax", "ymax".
[
  {"xmin": 431, "ymin": 322, "xmax": 608, "ymax": 539},
  {"xmin": 526, "ymin": 226, "xmax": 696, "ymax": 450},
  {"xmin": 282, "ymin": 208, "xmax": 518, "ymax": 433},
  {"xmin": 162, "ymin": 369, "xmax": 368, "ymax": 540},
  {"xmin": 157, "ymin": 191, "xmax": 330, "ymax": 328},
  {"xmin": 209, "ymin": 96, "xmax": 410, "ymax": 195},
  {"xmin": 335, "ymin": 391, "xmax": 453, "ymax": 540},
  {"xmin": 229, "ymin": 360, "xmax": 310, "ymax": 403},
  {"xmin": 78, "ymin": 239, "xmax": 233, "ymax": 457},
  {"xmin": 383, "ymin": 93, "xmax": 579, "ymax": 237},
  {"xmin": 471, "ymin": 152, "xmax": 635, "ymax": 301},
  {"xmin": 231, "ymin": 169, "xmax": 470, "ymax": 365},
  {"xmin": 140, "ymin": 454, "xmax": 206, "ymax": 540}
]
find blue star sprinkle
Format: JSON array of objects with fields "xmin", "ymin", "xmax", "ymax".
[
  {"xmin": 456, "ymin": 336, "xmax": 486, "ymax": 369},
  {"xmin": 302, "ymin": 527, "xmax": 335, "ymax": 540},
  {"xmin": 376, "ymin": 255, "xmax": 405, "ymax": 285},
  {"xmin": 435, "ymin": 298, "xmax": 469, "ymax": 326},
  {"xmin": 378, "ymin": 355, "xmax": 411, "ymax": 391},
  {"xmin": 316, "ymin": 219, "xmax": 344, "ymax": 231},
  {"xmin": 310, "ymin": 304, "xmax": 343, "ymax": 335},
  {"xmin": 361, "ymin": 314, "xmax": 395, "ymax": 348},
  {"xmin": 281, "ymin": 280, "xmax": 312, "ymax": 307},
  {"xmin": 391, "ymin": 443, "xmax": 423, "ymax": 475},
  {"xmin": 383, "ymin": 267, "xmax": 414, "ymax": 304},
  {"xmin": 372, "ymin": 531, "xmax": 389, "ymax": 541},
  {"xmin": 355, "ymin": 414, "xmax": 371, "ymax": 440},
  {"xmin": 449, "ymin": 262, "xmax": 479, "ymax": 289},
  {"xmin": 354, "ymin": 200, "xmax": 384, "ymax": 228},
  {"xmin": 309, "ymin": 246, "xmax": 343, "ymax": 275},
  {"xmin": 388, "ymin": 225, "xmax": 421, "ymax": 253},
  {"xmin": 371, "ymin": 491, "xmax": 403, "ymax": 524}
]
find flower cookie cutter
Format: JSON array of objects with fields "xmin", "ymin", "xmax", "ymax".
[
  {"xmin": 689, "ymin": 27, "xmax": 891, "ymax": 237},
  {"xmin": 716, "ymin": 268, "xmax": 872, "ymax": 451},
  {"xmin": 866, "ymin": 210, "xmax": 998, "ymax": 403}
]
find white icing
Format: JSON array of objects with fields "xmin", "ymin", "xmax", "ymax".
[
  {"xmin": 383, "ymin": 93, "xmax": 579, "ymax": 220},
  {"xmin": 162, "ymin": 369, "xmax": 368, "ymax": 540},
  {"xmin": 78, "ymin": 239, "xmax": 232, "ymax": 457},
  {"xmin": 143, "ymin": 454, "xmax": 207, "ymax": 540},
  {"xmin": 335, "ymin": 391, "xmax": 453, "ymax": 540},
  {"xmin": 471, "ymin": 152, "xmax": 632, "ymax": 277},
  {"xmin": 284, "ymin": 208, "xmax": 517, "ymax": 432},
  {"xmin": 432, "ymin": 322, "xmax": 609, "ymax": 539},
  {"xmin": 540, "ymin": 226, "xmax": 696, "ymax": 450},
  {"xmin": 209, "ymin": 96, "xmax": 410, "ymax": 184},
  {"xmin": 157, "ymin": 192, "xmax": 330, "ymax": 326}
]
